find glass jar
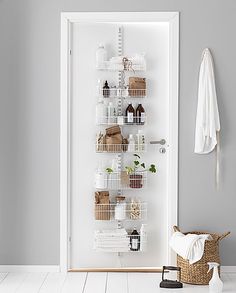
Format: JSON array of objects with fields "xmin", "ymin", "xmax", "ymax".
[{"xmin": 114, "ymin": 196, "xmax": 126, "ymax": 221}]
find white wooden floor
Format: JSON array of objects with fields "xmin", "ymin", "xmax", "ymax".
[{"xmin": 0, "ymin": 272, "xmax": 235, "ymax": 293}]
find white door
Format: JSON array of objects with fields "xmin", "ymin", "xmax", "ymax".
[{"xmin": 61, "ymin": 12, "xmax": 179, "ymax": 271}]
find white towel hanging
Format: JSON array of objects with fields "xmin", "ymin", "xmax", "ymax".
[{"xmin": 194, "ymin": 48, "xmax": 220, "ymax": 188}]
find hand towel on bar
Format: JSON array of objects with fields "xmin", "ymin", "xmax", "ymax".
[{"xmin": 170, "ymin": 231, "xmax": 213, "ymax": 264}]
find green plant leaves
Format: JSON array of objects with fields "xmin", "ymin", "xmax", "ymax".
[
  {"xmin": 125, "ymin": 154, "xmax": 157, "ymax": 175},
  {"xmin": 140, "ymin": 163, "xmax": 145, "ymax": 169},
  {"xmin": 106, "ymin": 167, "xmax": 113, "ymax": 174},
  {"xmin": 149, "ymin": 164, "xmax": 157, "ymax": 173},
  {"xmin": 125, "ymin": 166, "xmax": 134, "ymax": 174}
]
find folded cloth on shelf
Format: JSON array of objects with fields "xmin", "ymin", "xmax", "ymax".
[
  {"xmin": 95, "ymin": 228, "xmax": 127, "ymax": 236},
  {"xmin": 94, "ymin": 229, "xmax": 130, "ymax": 251},
  {"xmin": 170, "ymin": 231, "xmax": 213, "ymax": 264},
  {"xmin": 95, "ymin": 247, "xmax": 130, "ymax": 252},
  {"xmin": 95, "ymin": 242, "xmax": 130, "ymax": 248}
]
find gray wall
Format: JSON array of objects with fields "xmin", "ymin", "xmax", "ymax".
[{"xmin": 0, "ymin": 0, "xmax": 235, "ymax": 265}]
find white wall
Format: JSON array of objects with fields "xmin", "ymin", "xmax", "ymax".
[{"xmin": 0, "ymin": 0, "xmax": 235, "ymax": 265}]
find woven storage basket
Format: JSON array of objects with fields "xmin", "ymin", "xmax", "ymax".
[{"xmin": 173, "ymin": 226, "xmax": 230, "ymax": 285}]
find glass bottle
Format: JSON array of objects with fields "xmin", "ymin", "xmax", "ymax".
[
  {"xmin": 128, "ymin": 134, "xmax": 136, "ymax": 152},
  {"xmin": 125, "ymin": 103, "xmax": 135, "ymax": 124},
  {"xmin": 130, "ymin": 227, "xmax": 140, "ymax": 251},
  {"xmin": 136, "ymin": 104, "xmax": 145, "ymax": 125},
  {"xmin": 103, "ymin": 80, "xmax": 110, "ymax": 98}
]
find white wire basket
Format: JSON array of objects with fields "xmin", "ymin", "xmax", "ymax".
[
  {"xmin": 96, "ymin": 115, "xmax": 146, "ymax": 126},
  {"xmin": 95, "ymin": 171, "xmax": 147, "ymax": 190},
  {"xmin": 94, "ymin": 229, "xmax": 147, "ymax": 252},
  {"xmin": 95, "ymin": 143, "xmax": 147, "ymax": 153},
  {"xmin": 94, "ymin": 202, "xmax": 147, "ymax": 221},
  {"xmin": 96, "ymin": 61, "xmax": 146, "ymax": 72},
  {"xmin": 97, "ymin": 87, "xmax": 146, "ymax": 98}
]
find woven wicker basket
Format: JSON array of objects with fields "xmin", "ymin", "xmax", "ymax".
[{"xmin": 173, "ymin": 226, "xmax": 230, "ymax": 285}]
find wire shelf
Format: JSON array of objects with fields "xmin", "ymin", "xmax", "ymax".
[
  {"xmin": 96, "ymin": 116, "xmax": 146, "ymax": 126},
  {"xmin": 97, "ymin": 88, "xmax": 146, "ymax": 98},
  {"xmin": 94, "ymin": 229, "xmax": 147, "ymax": 252},
  {"xmin": 95, "ymin": 143, "xmax": 147, "ymax": 153},
  {"xmin": 95, "ymin": 171, "xmax": 147, "ymax": 190},
  {"xmin": 96, "ymin": 61, "xmax": 146, "ymax": 72},
  {"xmin": 94, "ymin": 202, "xmax": 147, "ymax": 221}
]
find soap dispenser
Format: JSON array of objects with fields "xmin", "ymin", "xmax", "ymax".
[{"xmin": 208, "ymin": 262, "xmax": 223, "ymax": 293}]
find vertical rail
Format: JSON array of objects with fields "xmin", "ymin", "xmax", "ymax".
[{"xmin": 117, "ymin": 26, "xmax": 124, "ymax": 200}]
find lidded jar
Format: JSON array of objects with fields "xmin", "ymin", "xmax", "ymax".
[{"xmin": 114, "ymin": 196, "xmax": 126, "ymax": 220}]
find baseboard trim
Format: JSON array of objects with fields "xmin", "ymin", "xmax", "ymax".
[
  {"xmin": 69, "ymin": 267, "xmax": 162, "ymax": 273},
  {"xmin": 0, "ymin": 265, "xmax": 234, "ymax": 273},
  {"xmin": 221, "ymin": 266, "xmax": 236, "ymax": 273},
  {"xmin": 0, "ymin": 265, "xmax": 60, "ymax": 273}
]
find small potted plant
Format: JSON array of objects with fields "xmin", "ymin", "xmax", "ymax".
[{"xmin": 125, "ymin": 154, "xmax": 157, "ymax": 188}]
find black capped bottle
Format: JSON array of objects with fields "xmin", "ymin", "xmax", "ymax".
[
  {"xmin": 130, "ymin": 227, "xmax": 140, "ymax": 251},
  {"xmin": 103, "ymin": 80, "xmax": 110, "ymax": 98}
]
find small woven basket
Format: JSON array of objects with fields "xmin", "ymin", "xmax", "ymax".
[{"xmin": 173, "ymin": 226, "xmax": 230, "ymax": 285}]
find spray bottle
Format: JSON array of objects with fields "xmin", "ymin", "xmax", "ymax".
[{"xmin": 208, "ymin": 262, "xmax": 223, "ymax": 293}]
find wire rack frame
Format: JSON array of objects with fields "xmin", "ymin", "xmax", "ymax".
[
  {"xmin": 95, "ymin": 171, "xmax": 147, "ymax": 190},
  {"xmin": 97, "ymin": 87, "xmax": 147, "ymax": 99},
  {"xmin": 95, "ymin": 143, "xmax": 147, "ymax": 153},
  {"xmin": 96, "ymin": 115, "xmax": 146, "ymax": 126},
  {"xmin": 94, "ymin": 231, "xmax": 147, "ymax": 252},
  {"xmin": 94, "ymin": 202, "xmax": 147, "ymax": 221}
]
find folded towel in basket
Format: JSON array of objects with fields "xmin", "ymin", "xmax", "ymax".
[{"xmin": 170, "ymin": 231, "xmax": 213, "ymax": 264}]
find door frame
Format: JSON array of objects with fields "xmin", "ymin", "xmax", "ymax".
[{"xmin": 60, "ymin": 12, "xmax": 179, "ymax": 272}]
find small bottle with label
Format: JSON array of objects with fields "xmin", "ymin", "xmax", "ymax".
[
  {"xmin": 125, "ymin": 103, "xmax": 135, "ymax": 125},
  {"xmin": 107, "ymin": 101, "xmax": 116, "ymax": 124},
  {"xmin": 130, "ymin": 227, "xmax": 140, "ymax": 251},
  {"xmin": 116, "ymin": 82, "xmax": 122, "ymax": 98},
  {"xmin": 136, "ymin": 130, "xmax": 145, "ymax": 152},
  {"xmin": 108, "ymin": 156, "xmax": 119, "ymax": 189},
  {"xmin": 128, "ymin": 134, "xmax": 136, "ymax": 152},
  {"xmin": 136, "ymin": 104, "xmax": 145, "ymax": 125},
  {"xmin": 96, "ymin": 44, "xmax": 107, "ymax": 69},
  {"xmin": 95, "ymin": 163, "xmax": 107, "ymax": 189},
  {"xmin": 103, "ymin": 80, "xmax": 110, "ymax": 98},
  {"xmin": 97, "ymin": 79, "xmax": 103, "ymax": 97},
  {"xmin": 96, "ymin": 98, "xmax": 106, "ymax": 125},
  {"xmin": 140, "ymin": 224, "xmax": 147, "ymax": 252}
]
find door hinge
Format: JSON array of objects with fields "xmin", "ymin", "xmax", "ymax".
[
  {"xmin": 69, "ymin": 236, "xmax": 72, "ymax": 242},
  {"xmin": 69, "ymin": 49, "xmax": 72, "ymax": 55}
]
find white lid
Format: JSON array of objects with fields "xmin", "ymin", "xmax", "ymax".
[
  {"xmin": 98, "ymin": 97, "xmax": 103, "ymax": 103},
  {"xmin": 108, "ymin": 102, "xmax": 113, "ymax": 106},
  {"xmin": 138, "ymin": 130, "xmax": 143, "ymax": 134},
  {"xmin": 98, "ymin": 43, "xmax": 105, "ymax": 48},
  {"xmin": 129, "ymin": 134, "xmax": 134, "ymax": 138}
]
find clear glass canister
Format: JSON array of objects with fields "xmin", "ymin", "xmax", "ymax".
[{"xmin": 114, "ymin": 196, "xmax": 126, "ymax": 220}]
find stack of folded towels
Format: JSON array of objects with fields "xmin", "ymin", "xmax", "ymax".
[{"xmin": 94, "ymin": 228, "xmax": 130, "ymax": 252}]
